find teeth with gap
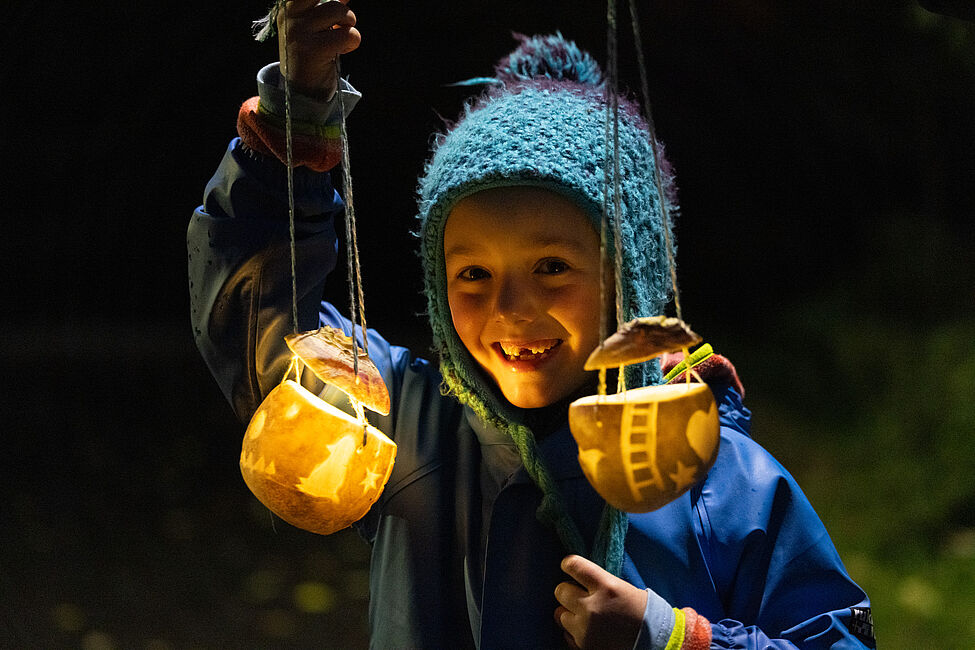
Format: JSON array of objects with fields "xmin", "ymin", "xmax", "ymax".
[{"xmin": 501, "ymin": 342, "xmax": 555, "ymax": 356}]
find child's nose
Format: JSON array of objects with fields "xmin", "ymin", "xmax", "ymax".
[{"xmin": 494, "ymin": 275, "xmax": 536, "ymax": 323}]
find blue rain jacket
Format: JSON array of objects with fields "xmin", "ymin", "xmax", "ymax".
[{"xmin": 189, "ymin": 139, "xmax": 875, "ymax": 649}]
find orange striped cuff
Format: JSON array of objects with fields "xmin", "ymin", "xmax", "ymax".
[
  {"xmin": 237, "ymin": 96, "xmax": 343, "ymax": 172},
  {"xmin": 679, "ymin": 607, "xmax": 712, "ymax": 650}
]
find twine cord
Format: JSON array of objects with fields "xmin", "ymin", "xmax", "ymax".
[
  {"xmin": 609, "ymin": 13, "xmax": 625, "ymax": 333},
  {"xmin": 599, "ymin": 0, "xmax": 613, "ymax": 347},
  {"xmin": 334, "ymin": 54, "xmax": 369, "ymax": 377},
  {"xmin": 594, "ymin": 0, "xmax": 630, "ymax": 578},
  {"xmin": 593, "ymin": 0, "xmax": 694, "ymax": 576},
  {"xmin": 275, "ymin": 0, "xmax": 370, "ymax": 376},
  {"xmin": 604, "ymin": 0, "xmax": 626, "ymax": 335},
  {"xmin": 599, "ymin": 123, "xmax": 610, "ymax": 348},
  {"xmin": 279, "ymin": 0, "xmax": 300, "ymax": 336},
  {"xmin": 627, "ymin": 0, "xmax": 682, "ymax": 321}
]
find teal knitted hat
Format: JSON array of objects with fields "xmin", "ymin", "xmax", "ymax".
[
  {"xmin": 416, "ymin": 33, "xmax": 679, "ymax": 573},
  {"xmin": 419, "ymin": 33, "xmax": 677, "ymax": 399}
]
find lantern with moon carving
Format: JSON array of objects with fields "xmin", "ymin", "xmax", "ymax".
[
  {"xmin": 569, "ymin": 317, "xmax": 721, "ymax": 512},
  {"xmin": 570, "ymin": 382, "xmax": 718, "ymax": 512}
]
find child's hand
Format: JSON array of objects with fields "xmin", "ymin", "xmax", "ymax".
[
  {"xmin": 554, "ymin": 554, "xmax": 648, "ymax": 649},
  {"xmin": 277, "ymin": 0, "xmax": 361, "ymax": 100}
]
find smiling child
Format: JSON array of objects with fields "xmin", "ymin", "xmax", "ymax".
[
  {"xmin": 444, "ymin": 187, "xmax": 604, "ymax": 410},
  {"xmin": 189, "ymin": 1, "xmax": 875, "ymax": 648}
]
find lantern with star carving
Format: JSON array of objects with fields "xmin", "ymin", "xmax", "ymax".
[
  {"xmin": 240, "ymin": 327, "xmax": 396, "ymax": 535},
  {"xmin": 231, "ymin": 21, "xmax": 398, "ymax": 535}
]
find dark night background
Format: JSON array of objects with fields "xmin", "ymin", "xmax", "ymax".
[{"xmin": 3, "ymin": 1, "xmax": 974, "ymax": 647}]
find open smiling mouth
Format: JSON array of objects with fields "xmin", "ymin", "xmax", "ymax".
[{"xmin": 495, "ymin": 339, "xmax": 562, "ymax": 362}]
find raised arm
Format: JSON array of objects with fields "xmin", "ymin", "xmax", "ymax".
[{"xmin": 188, "ymin": 0, "xmax": 361, "ymax": 420}]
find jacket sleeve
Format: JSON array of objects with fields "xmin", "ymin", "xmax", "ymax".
[
  {"xmin": 189, "ymin": 64, "xmax": 374, "ymax": 421},
  {"xmin": 701, "ymin": 398, "xmax": 876, "ymax": 649},
  {"xmin": 188, "ymin": 137, "xmax": 345, "ymax": 421}
]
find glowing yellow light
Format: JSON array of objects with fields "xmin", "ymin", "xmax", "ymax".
[
  {"xmin": 569, "ymin": 382, "xmax": 719, "ymax": 513},
  {"xmin": 240, "ymin": 379, "xmax": 396, "ymax": 535}
]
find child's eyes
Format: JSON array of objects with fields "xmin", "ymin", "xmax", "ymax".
[
  {"xmin": 535, "ymin": 258, "xmax": 570, "ymax": 274},
  {"xmin": 454, "ymin": 259, "xmax": 570, "ymax": 281},
  {"xmin": 457, "ymin": 267, "xmax": 490, "ymax": 281}
]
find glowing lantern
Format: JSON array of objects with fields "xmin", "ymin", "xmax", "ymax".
[
  {"xmin": 240, "ymin": 327, "xmax": 396, "ymax": 535},
  {"xmin": 569, "ymin": 317, "xmax": 720, "ymax": 512},
  {"xmin": 234, "ymin": 39, "xmax": 394, "ymax": 535},
  {"xmin": 570, "ymin": 382, "xmax": 718, "ymax": 512}
]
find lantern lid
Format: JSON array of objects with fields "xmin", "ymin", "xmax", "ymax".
[
  {"xmin": 584, "ymin": 316, "xmax": 701, "ymax": 371},
  {"xmin": 285, "ymin": 326, "xmax": 391, "ymax": 415}
]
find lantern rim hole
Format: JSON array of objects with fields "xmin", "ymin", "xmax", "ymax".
[{"xmin": 572, "ymin": 381, "xmax": 711, "ymax": 407}]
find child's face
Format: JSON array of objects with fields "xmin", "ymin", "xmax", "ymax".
[{"xmin": 444, "ymin": 186, "xmax": 603, "ymax": 409}]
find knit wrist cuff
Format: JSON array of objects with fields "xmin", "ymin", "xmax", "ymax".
[
  {"xmin": 236, "ymin": 63, "xmax": 361, "ymax": 172},
  {"xmin": 236, "ymin": 96, "xmax": 341, "ymax": 172},
  {"xmin": 662, "ymin": 343, "xmax": 745, "ymax": 399},
  {"xmin": 669, "ymin": 608, "xmax": 712, "ymax": 650},
  {"xmin": 635, "ymin": 594, "xmax": 712, "ymax": 650}
]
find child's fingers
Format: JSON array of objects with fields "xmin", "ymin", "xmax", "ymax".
[
  {"xmin": 285, "ymin": 1, "xmax": 359, "ymax": 56},
  {"xmin": 276, "ymin": 0, "xmax": 361, "ymax": 95},
  {"xmin": 563, "ymin": 629, "xmax": 582, "ymax": 650},
  {"xmin": 560, "ymin": 554, "xmax": 606, "ymax": 592},
  {"xmin": 292, "ymin": 23, "xmax": 360, "ymax": 59},
  {"xmin": 282, "ymin": 1, "xmax": 356, "ymax": 40},
  {"xmin": 554, "ymin": 604, "xmax": 568, "ymax": 626},
  {"xmin": 281, "ymin": 0, "xmax": 351, "ymax": 14},
  {"xmin": 554, "ymin": 579, "xmax": 587, "ymax": 611},
  {"xmin": 294, "ymin": 0, "xmax": 357, "ymax": 34},
  {"xmin": 554, "ymin": 605, "xmax": 583, "ymax": 649}
]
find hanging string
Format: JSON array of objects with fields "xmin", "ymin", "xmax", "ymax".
[
  {"xmin": 281, "ymin": 354, "xmax": 307, "ymax": 385},
  {"xmin": 627, "ymin": 0, "xmax": 682, "ymax": 322},
  {"xmin": 598, "ymin": 22, "xmax": 612, "ymax": 347},
  {"xmin": 270, "ymin": 2, "xmax": 370, "ymax": 381},
  {"xmin": 273, "ymin": 0, "xmax": 370, "ymax": 374},
  {"xmin": 334, "ymin": 54, "xmax": 370, "ymax": 379},
  {"xmin": 605, "ymin": 0, "xmax": 629, "ymax": 398},
  {"xmin": 609, "ymin": 49, "xmax": 625, "ymax": 335},
  {"xmin": 604, "ymin": 0, "xmax": 626, "ymax": 334},
  {"xmin": 278, "ymin": 0, "xmax": 300, "ymax": 336},
  {"xmin": 596, "ymin": 0, "xmax": 629, "ymax": 579}
]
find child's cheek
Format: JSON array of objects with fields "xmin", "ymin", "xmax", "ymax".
[{"xmin": 447, "ymin": 292, "xmax": 486, "ymax": 349}]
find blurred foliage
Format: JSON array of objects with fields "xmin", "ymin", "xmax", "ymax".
[
  {"xmin": 2, "ymin": 1, "xmax": 973, "ymax": 648},
  {"xmin": 738, "ymin": 216, "xmax": 975, "ymax": 647}
]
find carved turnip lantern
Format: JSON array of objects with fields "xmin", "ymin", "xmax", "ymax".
[
  {"xmin": 233, "ymin": 40, "xmax": 397, "ymax": 535},
  {"xmin": 240, "ymin": 326, "xmax": 396, "ymax": 535},
  {"xmin": 570, "ymin": 382, "xmax": 718, "ymax": 512},
  {"xmin": 569, "ymin": 317, "xmax": 720, "ymax": 513}
]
